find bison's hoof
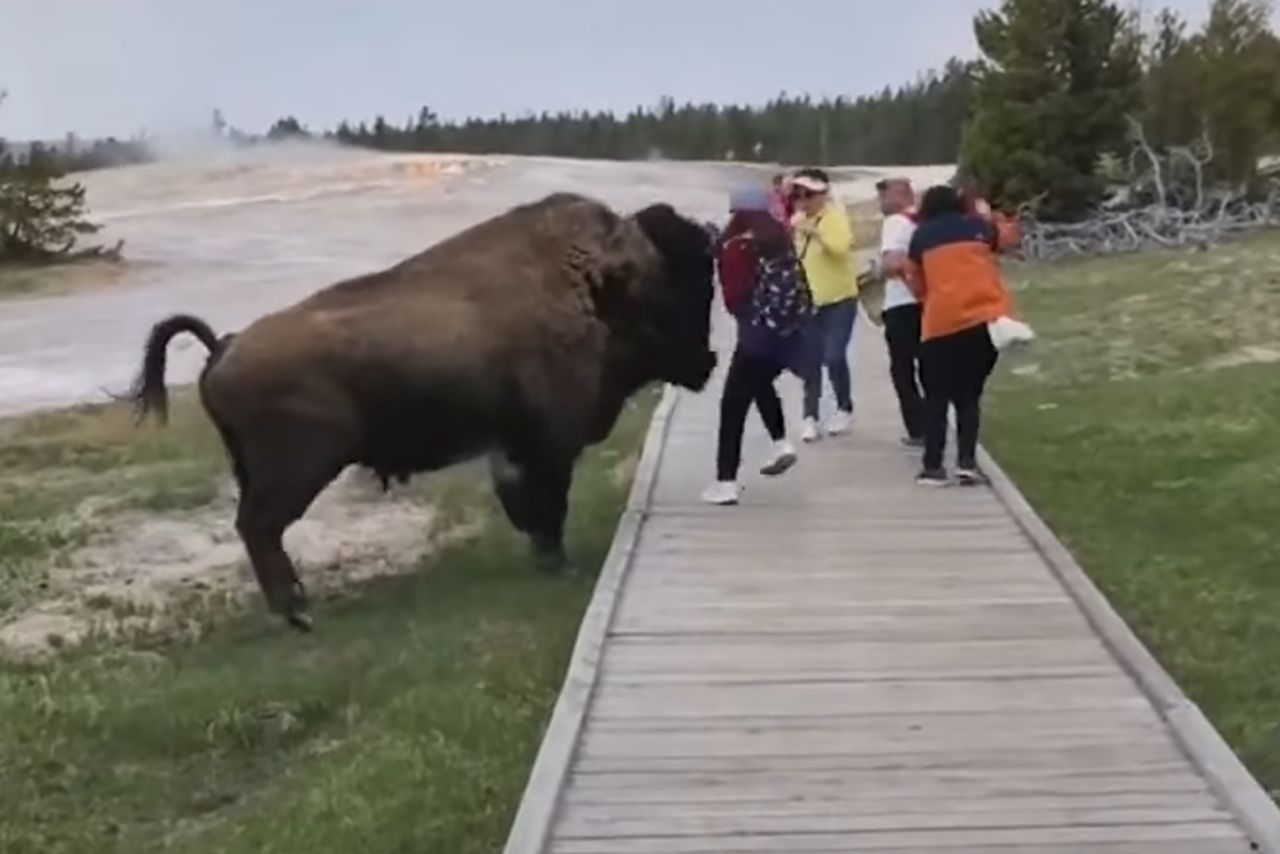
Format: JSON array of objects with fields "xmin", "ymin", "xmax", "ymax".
[
  {"xmin": 535, "ymin": 548, "xmax": 575, "ymax": 578},
  {"xmin": 286, "ymin": 611, "xmax": 314, "ymax": 633}
]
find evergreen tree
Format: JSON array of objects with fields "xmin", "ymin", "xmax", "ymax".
[
  {"xmin": 962, "ymin": 0, "xmax": 1143, "ymax": 219},
  {"xmin": 1196, "ymin": 0, "xmax": 1280, "ymax": 184},
  {"xmin": 1144, "ymin": 9, "xmax": 1204, "ymax": 150},
  {"xmin": 322, "ymin": 63, "xmax": 978, "ymax": 167},
  {"xmin": 0, "ymin": 91, "xmax": 102, "ymax": 261},
  {"xmin": 266, "ymin": 116, "xmax": 309, "ymax": 140},
  {"xmin": 0, "ymin": 143, "xmax": 101, "ymax": 262}
]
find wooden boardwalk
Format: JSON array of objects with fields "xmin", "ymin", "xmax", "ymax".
[{"xmin": 506, "ymin": 314, "xmax": 1278, "ymax": 854}]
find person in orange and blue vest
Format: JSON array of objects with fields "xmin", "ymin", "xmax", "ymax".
[{"xmin": 906, "ymin": 184, "xmax": 1016, "ymax": 487}]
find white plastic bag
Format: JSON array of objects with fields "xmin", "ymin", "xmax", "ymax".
[{"xmin": 987, "ymin": 315, "xmax": 1035, "ymax": 352}]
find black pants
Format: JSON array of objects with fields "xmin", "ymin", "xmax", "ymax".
[
  {"xmin": 920, "ymin": 323, "xmax": 998, "ymax": 471},
  {"xmin": 882, "ymin": 304, "xmax": 924, "ymax": 439},
  {"xmin": 717, "ymin": 349, "xmax": 786, "ymax": 481}
]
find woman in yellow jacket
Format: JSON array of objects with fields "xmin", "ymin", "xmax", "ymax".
[{"xmin": 791, "ymin": 168, "xmax": 857, "ymax": 442}]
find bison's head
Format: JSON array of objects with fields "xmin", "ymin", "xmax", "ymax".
[{"xmin": 631, "ymin": 203, "xmax": 717, "ymax": 391}]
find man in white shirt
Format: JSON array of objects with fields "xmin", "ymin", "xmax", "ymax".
[{"xmin": 875, "ymin": 178, "xmax": 924, "ymax": 446}]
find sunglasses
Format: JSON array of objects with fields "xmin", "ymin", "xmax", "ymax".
[{"xmin": 792, "ymin": 188, "xmax": 824, "ymax": 199}]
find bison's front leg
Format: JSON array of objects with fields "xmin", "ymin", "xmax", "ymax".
[{"xmin": 490, "ymin": 448, "xmax": 576, "ymax": 574}]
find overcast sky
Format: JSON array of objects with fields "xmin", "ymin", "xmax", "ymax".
[{"xmin": 1, "ymin": 0, "xmax": 1271, "ymax": 141}]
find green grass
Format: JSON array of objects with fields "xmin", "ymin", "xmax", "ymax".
[
  {"xmin": 987, "ymin": 230, "xmax": 1280, "ymax": 799},
  {"xmin": 0, "ymin": 386, "xmax": 659, "ymax": 853}
]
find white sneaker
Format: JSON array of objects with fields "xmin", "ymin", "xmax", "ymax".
[
  {"xmin": 826, "ymin": 409, "xmax": 853, "ymax": 436},
  {"xmin": 801, "ymin": 418, "xmax": 822, "ymax": 443},
  {"xmin": 701, "ymin": 481, "xmax": 740, "ymax": 506},
  {"xmin": 760, "ymin": 440, "xmax": 798, "ymax": 477}
]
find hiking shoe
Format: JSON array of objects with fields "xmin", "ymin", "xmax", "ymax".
[
  {"xmin": 900, "ymin": 435, "xmax": 925, "ymax": 449},
  {"xmin": 760, "ymin": 440, "xmax": 798, "ymax": 477},
  {"xmin": 701, "ymin": 481, "xmax": 740, "ymax": 506},
  {"xmin": 826, "ymin": 409, "xmax": 853, "ymax": 436},
  {"xmin": 915, "ymin": 468, "xmax": 950, "ymax": 487},
  {"xmin": 956, "ymin": 466, "xmax": 989, "ymax": 487},
  {"xmin": 801, "ymin": 418, "xmax": 822, "ymax": 443}
]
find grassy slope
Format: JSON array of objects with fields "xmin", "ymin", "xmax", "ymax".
[
  {"xmin": 987, "ymin": 231, "xmax": 1280, "ymax": 798},
  {"xmin": 0, "ymin": 387, "xmax": 660, "ymax": 854},
  {"xmin": 0, "ymin": 393, "xmax": 230, "ymax": 621}
]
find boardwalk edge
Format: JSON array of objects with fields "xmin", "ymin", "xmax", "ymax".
[
  {"xmin": 503, "ymin": 385, "xmax": 678, "ymax": 854},
  {"xmin": 978, "ymin": 445, "xmax": 1280, "ymax": 853}
]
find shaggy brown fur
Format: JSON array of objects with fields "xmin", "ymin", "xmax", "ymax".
[{"xmin": 128, "ymin": 193, "xmax": 716, "ymax": 630}]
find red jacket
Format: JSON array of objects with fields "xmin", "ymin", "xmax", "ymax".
[{"xmin": 717, "ymin": 235, "xmax": 756, "ymax": 316}]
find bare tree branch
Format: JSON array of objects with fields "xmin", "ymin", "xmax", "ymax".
[
  {"xmin": 1126, "ymin": 113, "xmax": 1166, "ymax": 207},
  {"xmin": 1018, "ymin": 116, "xmax": 1278, "ymax": 262}
]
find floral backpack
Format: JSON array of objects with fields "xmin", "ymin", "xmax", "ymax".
[{"xmin": 751, "ymin": 246, "xmax": 813, "ymax": 338}]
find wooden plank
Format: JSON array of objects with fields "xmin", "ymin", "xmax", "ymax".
[
  {"xmin": 571, "ymin": 742, "xmax": 1186, "ymax": 776},
  {"xmin": 582, "ymin": 705, "xmax": 1163, "ymax": 734},
  {"xmin": 561, "ymin": 789, "xmax": 1218, "ymax": 815},
  {"xmin": 611, "ymin": 602, "xmax": 1095, "ymax": 639},
  {"xmin": 595, "ymin": 665, "xmax": 1114, "ymax": 685},
  {"xmin": 562, "ymin": 769, "xmax": 1211, "ymax": 804},
  {"xmin": 647, "ymin": 506, "xmax": 1018, "ymax": 523},
  {"xmin": 618, "ymin": 593, "xmax": 1069, "ymax": 612},
  {"xmin": 554, "ymin": 843, "xmax": 1248, "ymax": 854},
  {"xmin": 621, "ymin": 571, "xmax": 1065, "ymax": 593},
  {"xmin": 635, "ymin": 536, "xmax": 1037, "ymax": 554},
  {"xmin": 577, "ymin": 724, "xmax": 1172, "ymax": 761},
  {"xmin": 601, "ymin": 637, "xmax": 1114, "ymax": 675},
  {"xmin": 590, "ymin": 675, "xmax": 1143, "ymax": 720},
  {"xmin": 553, "ymin": 839, "xmax": 1251, "ymax": 854},
  {"xmin": 623, "ymin": 562, "xmax": 1056, "ymax": 582},
  {"xmin": 556, "ymin": 804, "xmax": 1234, "ymax": 840},
  {"xmin": 549, "ymin": 822, "xmax": 1249, "ymax": 853},
  {"xmin": 645, "ymin": 514, "xmax": 1024, "ymax": 535}
]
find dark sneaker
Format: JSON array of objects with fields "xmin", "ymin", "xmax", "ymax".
[
  {"xmin": 955, "ymin": 466, "xmax": 988, "ymax": 487},
  {"xmin": 900, "ymin": 435, "xmax": 925, "ymax": 449},
  {"xmin": 759, "ymin": 440, "xmax": 799, "ymax": 477},
  {"xmin": 915, "ymin": 468, "xmax": 949, "ymax": 487}
]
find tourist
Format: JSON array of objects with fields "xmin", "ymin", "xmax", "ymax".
[
  {"xmin": 907, "ymin": 184, "xmax": 1015, "ymax": 486},
  {"xmin": 791, "ymin": 167, "xmax": 857, "ymax": 442},
  {"xmin": 875, "ymin": 177, "xmax": 924, "ymax": 447},
  {"xmin": 769, "ymin": 172, "xmax": 794, "ymax": 225},
  {"xmin": 956, "ymin": 175, "xmax": 994, "ymax": 220},
  {"xmin": 702, "ymin": 185, "xmax": 809, "ymax": 506}
]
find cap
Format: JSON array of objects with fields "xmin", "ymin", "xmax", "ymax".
[
  {"xmin": 875, "ymin": 176, "xmax": 912, "ymax": 192},
  {"xmin": 729, "ymin": 184, "xmax": 771, "ymax": 213}
]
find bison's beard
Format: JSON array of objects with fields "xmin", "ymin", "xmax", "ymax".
[{"xmin": 667, "ymin": 348, "xmax": 717, "ymax": 392}]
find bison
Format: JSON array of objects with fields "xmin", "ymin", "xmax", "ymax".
[{"xmin": 129, "ymin": 193, "xmax": 716, "ymax": 630}]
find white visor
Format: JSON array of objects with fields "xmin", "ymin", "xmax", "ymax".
[{"xmin": 792, "ymin": 175, "xmax": 830, "ymax": 193}]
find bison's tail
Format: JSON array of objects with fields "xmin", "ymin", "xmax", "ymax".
[{"xmin": 128, "ymin": 314, "xmax": 222, "ymax": 424}]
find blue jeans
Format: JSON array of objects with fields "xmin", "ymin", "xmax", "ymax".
[{"xmin": 803, "ymin": 298, "xmax": 856, "ymax": 420}]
